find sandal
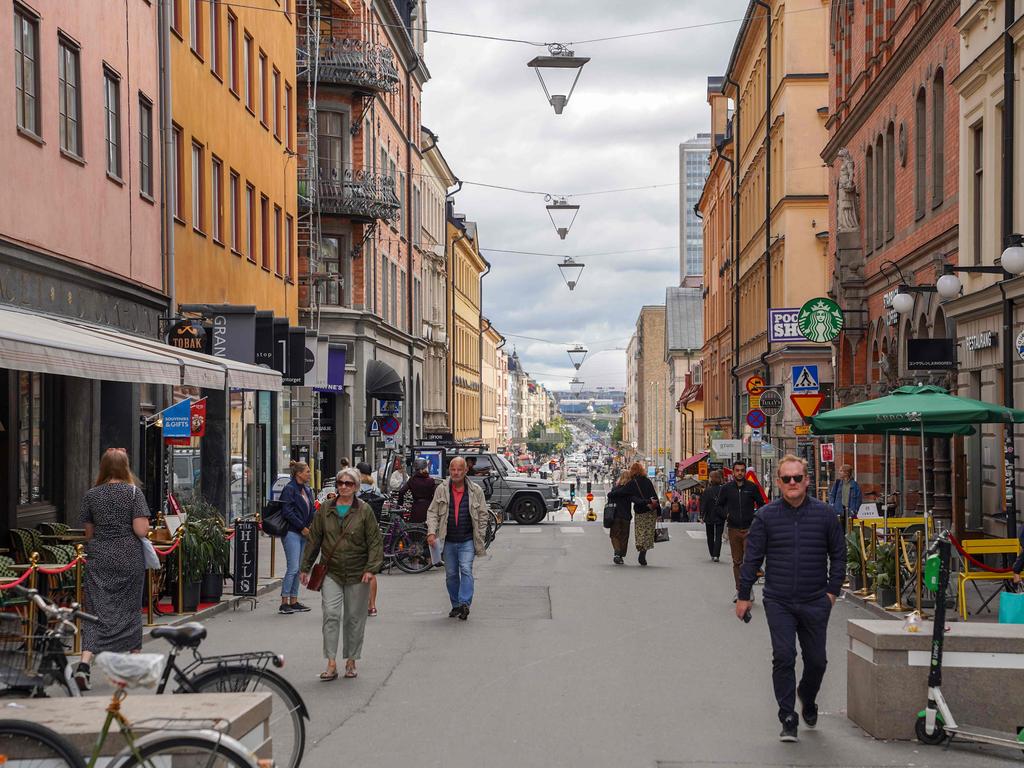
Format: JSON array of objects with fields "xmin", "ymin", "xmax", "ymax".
[
  {"xmin": 367, "ymin": 608, "xmax": 378, "ymax": 617},
  {"xmin": 320, "ymin": 667, "xmax": 338, "ymax": 682},
  {"xmin": 344, "ymin": 663, "xmax": 357, "ymax": 678}
]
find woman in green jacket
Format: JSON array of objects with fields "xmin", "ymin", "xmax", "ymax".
[{"xmin": 301, "ymin": 467, "xmax": 383, "ymax": 681}]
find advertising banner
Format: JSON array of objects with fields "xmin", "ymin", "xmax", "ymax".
[
  {"xmin": 209, "ymin": 306, "xmax": 256, "ymax": 365},
  {"xmin": 162, "ymin": 399, "xmax": 192, "ymax": 438},
  {"xmin": 768, "ymin": 308, "xmax": 804, "ymax": 343},
  {"xmin": 272, "ymin": 318, "xmax": 289, "ymax": 375},
  {"xmin": 254, "ymin": 311, "xmax": 274, "ymax": 368},
  {"xmin": 318, "ymin": 345, "xmax": 347, "ymax": 392}
]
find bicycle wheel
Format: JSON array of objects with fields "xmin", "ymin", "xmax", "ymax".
[
  {"xmin": 484, "ymin": 511, "xmax": 497, "ymax": 550},
  {"xmin": 183, "ymin": 667, "xmax": 305, "ymax": 768},
  {"xmin": 116, "ymin": 733, "xmax": 257, "ymax": 768},
  {"xmin": 0, "ymin": 719, "xmax": 85, "ymax": 768},
  {"xmin": 394, "ymin": 527, "xmax": 432, "ymax": 574}
]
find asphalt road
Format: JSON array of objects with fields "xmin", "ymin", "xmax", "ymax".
[{"xmin": 181, "ymin": 516, "xmax": 1014, "ymax": 768}]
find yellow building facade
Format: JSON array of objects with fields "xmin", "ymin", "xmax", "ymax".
[
  {"xmin": 447, "ymin": 216, "xmax": 487, "ymax": 441},
  {"xmin": 170, "ymin": 0, "xmax": 297, "ymax": 320},
  {"xmin": 481, "ymin": 321, "xmax": 504, "ymax": 451}
]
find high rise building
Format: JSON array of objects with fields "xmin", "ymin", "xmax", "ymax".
[{"xmin": 679, "ymin": 133, "xmax": 711, "ymax": 280}]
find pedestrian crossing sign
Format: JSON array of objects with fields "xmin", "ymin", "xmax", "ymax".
[{"xmin": 791, "ymin": 365, "xmax": 819, "ymax": 392}]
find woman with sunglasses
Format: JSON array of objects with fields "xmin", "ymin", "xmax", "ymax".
[{"xmin": 300, "ymin": 467, "xmax": 383, "ymax": 681}]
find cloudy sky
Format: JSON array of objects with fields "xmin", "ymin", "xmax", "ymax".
[{"xmin": 420, "ymin": 0, "xmax": 749, "ymax": 391}]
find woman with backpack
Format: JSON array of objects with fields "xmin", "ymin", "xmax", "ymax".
[{"xmin": 699, "ymin": 470, "xmax": 726, "ymax": 562}]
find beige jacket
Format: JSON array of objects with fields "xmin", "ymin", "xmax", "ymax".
[{"xmin": 426, "ymin": 480, "xmax": 489, "ymax": 556}]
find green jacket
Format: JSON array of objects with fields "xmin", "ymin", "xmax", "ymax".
[{"xmin": 300, "ymin": 498, "xmax": 383, "ymax": 586}]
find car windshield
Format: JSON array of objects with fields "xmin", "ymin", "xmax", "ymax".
[{"xmin": 496, "ymin": 455, "xmax": 518, "ymax": 474}]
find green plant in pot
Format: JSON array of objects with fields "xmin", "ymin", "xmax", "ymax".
[
  {"xmin": 846, "ymin": 531, "xmax": 864, "ymax": 590},
  {"xmin": 167, "ymin": 501, "xmax": 231, "ymax": 610},
  {"xmin": 873, "ymin": 542, "xmax": 898, "ymax": 608}
]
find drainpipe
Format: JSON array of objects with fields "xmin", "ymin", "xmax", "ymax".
[
  {"xmin": 724, "ymin": 75, "xmax": 741, "ymax": 437},
  {"xmin": 405, "ymin": 55, "xmax": 421, "ymax": 447},
  {"xmin": 159, "ymin": 0, "xmax": 175, "ymax": 316},
  {"xmin": 754, "ymin": 0, "xmax": 773, "ymax": 425},
  {"xmin": 1003, "ymin": 0, "xmax": 1017, "ymax": 537}
]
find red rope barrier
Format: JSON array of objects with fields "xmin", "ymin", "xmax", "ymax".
[
  {"xmin": 949, "ymin": 534, "xmax": 1014, "ymax": 574},
  {"xmin": 154, "ymin": 538, "xmax": 181, "ymax": 557},
  {"xmin": 37, "ymin": 560, "xmax": 81, "ymax": 575},
  {"xmin": 225, "ymin": 530, "xmax": 236, "ymax": 541},
  {"xmin": 0, "ymin": 569, "xmax": 34, "ymax": 590}
]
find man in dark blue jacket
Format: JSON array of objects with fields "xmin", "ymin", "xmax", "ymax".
[{"xmin": 736, "ymin": 454, "xmax": 845, "ymax": 743}]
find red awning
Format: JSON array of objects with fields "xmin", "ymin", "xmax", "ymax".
[
  {"xmin": 676, "ymin": 383, "xmax": 704, "ymax": 408},
  {"xmin": 676, "ymin": 450, "xmax": 709, "ymax": 475}
]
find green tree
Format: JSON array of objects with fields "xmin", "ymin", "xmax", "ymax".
[{"xmin": 611, "ymin": 419, "xmax": 623, "ymax": 444}]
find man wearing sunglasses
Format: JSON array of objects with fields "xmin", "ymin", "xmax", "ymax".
[{"xmin": 735, "ymin": 455, "xmax": 845, "ymax": 744}]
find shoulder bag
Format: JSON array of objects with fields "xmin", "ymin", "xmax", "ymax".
[
  {"xmin": 307, "ymin": 511, "xmax": 348, "ymax": 592},
  {"xmin": 260, "ymin": 499, "xmax": 289, "ymax": 538},
  {"xmin": 602, "ymin": 500, "xmax": 617, "ymax": 529}
]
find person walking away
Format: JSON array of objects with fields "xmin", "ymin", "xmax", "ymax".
[
  {"xmin": 425, "ymin": 457, "xmax": 489, "ymax": 620},
  {"xmin": 827, "ymin": 464, "xmax": 861, "ymax": 531},
  {"xmin": 301, "ymin": 468, "xmax": 383, "ymax": 681},
  {"xmin": 668, "ymin": 500, "xmax": 684, "ymax": 523},
  {"xmin": 397, "ymin": 459, "xmax": 438, "ymax": 524},
  {"xmin": 687, "ymin": 494, "xmax": 700, "ymax": 523},
  {"xmin": 628, "ymin": 462, "xmax": 659, "ymax": 566},
  {"xmin": 700, "ymin": 470, "xmax": 726, "ymax": 562},
  {"xmin": 718, "ymin": 459, "xmax": 763, "ymax": 600},
  {"xmin": 279, "ymin": 461, "xmax": 315, "ymax": 615},
  {"xmin": 735, "ymin": 455, "xmax": 845, "ymax": 743},
  {"xmin": 606, "ymin": 471, "xmax": 636, "ymax": 564},
  {"xmin": 73, "ymin": 448, "xmax": 152, "ymax": 691}
]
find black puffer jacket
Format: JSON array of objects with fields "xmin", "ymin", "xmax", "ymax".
[{"xmin": 738, "ymin": 495, "xmax": 845, "ymax": 603}]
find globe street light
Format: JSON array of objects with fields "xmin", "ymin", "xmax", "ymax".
[{"xmin": 527, "ymin": 44, "xmax": 590, "ymax": 115}]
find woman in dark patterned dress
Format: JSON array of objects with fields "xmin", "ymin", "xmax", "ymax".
[{"xmin": 73, "ymin": 448, "xmax": 151, "ymax": 691}]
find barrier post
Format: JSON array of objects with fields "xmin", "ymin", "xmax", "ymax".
[
  {"xmin": 915, "ymin": 531, "xmax": 927, "ymax": 619},
  {"xmin": 856, "ymin": 524, "xmax": 871, "ymax": 596},
  {"xmin": 270, "ymin": 536, "xmax": 276, "ymax": 579},
  {"xmin": 74, "ymin": 544, "xmax": 84, "ymax": 653},
  {"xmin": 175, "ymin": 529, "xmax": 185, "ymax": 616},
  {"xmin": 145, "ymin": 533, "xmax": 155, "ymax": 627},
  {"xmin": 865, "ymin": 526, "xmax": 878, "ymax": 602},
  {"xmin": 26, "ymin": 552, "xmax": 38, "ymax": 671}
]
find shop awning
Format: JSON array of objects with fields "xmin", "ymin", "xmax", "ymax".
[
  {"xmin": 366, "ymin": 359, "xmax": 404, "ymax": 400},
  {"xmin": 0, "ymin": 306, "xmax": 280, "ymax": 391},
  {"xmin": 676, "ymin": 450, "xmax": 709, "ymax": 475}
]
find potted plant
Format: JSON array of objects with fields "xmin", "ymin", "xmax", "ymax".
[
  {"xmin": 873, "ymin": 542, "xmax": 898, "ymax": 607},
  {"xmin": 846, "ymin": 532, "xmax": 864, "ymax": 590},
  {"xmin": 167, "ymin": 501, "xmax": 230, "ymax": 610},
  {"xmin": 167, "ymin": 519, "xmax": 204, "ymax": 612}
]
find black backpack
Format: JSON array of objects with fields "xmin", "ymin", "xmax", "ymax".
[{"xmin": 358, "ymin": 489, "xmax": 386, "ymax": 522}]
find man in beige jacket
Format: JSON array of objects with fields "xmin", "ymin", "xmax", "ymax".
[{"xmin": 426, "ymin": 457, "xmax": 489, "ymax": 620}]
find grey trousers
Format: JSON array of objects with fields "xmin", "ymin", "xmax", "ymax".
[{"xmin": 321, "ymin": 577, "xmax": 370, "ymax": 661}]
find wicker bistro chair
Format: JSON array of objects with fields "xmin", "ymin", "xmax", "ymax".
[
  {"xmin": 8, "ymin": 529, "xmax": 43, "ymax": 565},
  {"xmin": 36, "ymin": 523, "xmax": 69, "ymax": 537}
]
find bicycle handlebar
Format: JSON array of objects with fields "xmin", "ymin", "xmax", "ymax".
[{"xmin": 11, "ymin": 584, "xmax": 98, "ymax": 624}]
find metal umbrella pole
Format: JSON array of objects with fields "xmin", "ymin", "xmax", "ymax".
[
  {"xmin": 883, "ymin": 431, "xmax": 890, "ymax": 538},
  {"xmin": 920, "ymin": 420, "xmax": 928, "ymax": 534}
]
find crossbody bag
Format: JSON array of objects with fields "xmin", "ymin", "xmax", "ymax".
[{"xmin": 307, "ymin": 510, "xmax": 350, "ymax": 592}]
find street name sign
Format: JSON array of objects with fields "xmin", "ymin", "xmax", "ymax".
[{"xmin": 790, "ymin": 393, "xmax": 826, "ymax": 418}]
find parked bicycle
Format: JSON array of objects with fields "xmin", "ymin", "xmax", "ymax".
[
  {"xmin": 379, "ymin": 504, "xmax": 432, "ymax": 574},
  {"xmin": 0, "ymin": 586, "xmax": 307, "ymax": 768},
  {"xmin": 0, "ymin": 589, "xmax": 261, "ymax": 768}
]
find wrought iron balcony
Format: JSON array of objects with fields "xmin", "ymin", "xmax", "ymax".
[
  {"xmin": 299, "ymin": 164, "xmax": 400, "ymax": 223},
  {"xmin": 298, "ymin": 38, "xmax": 399, "ymax": 94}
]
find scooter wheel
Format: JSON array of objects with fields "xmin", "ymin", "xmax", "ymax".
[{"xmin": 915, "ymin": 715, "xmax": 947, "ymax": 745}]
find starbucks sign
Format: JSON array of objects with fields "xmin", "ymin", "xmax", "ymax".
[{"xmin": 797, "ymin": 297, "xmax": 844, "ymax": 343}]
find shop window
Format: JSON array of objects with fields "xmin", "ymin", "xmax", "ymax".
[{"xmin": 18, "ymin": 372, "xmax": 49, "ymax": 506}]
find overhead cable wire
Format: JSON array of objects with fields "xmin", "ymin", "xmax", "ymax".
[{"xmin": 480, "ymin": 246, "xmax": 676, "ymax": 258}]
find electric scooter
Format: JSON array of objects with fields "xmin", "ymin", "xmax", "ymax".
[{"xmin": 915, "ymin": 530, "xmax": 1024, "ymax": 752}]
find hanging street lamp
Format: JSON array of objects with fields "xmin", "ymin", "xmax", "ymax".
[
  {"xmin": 558, "ymin": 257, "xmax": 585, "ymax": 291},
  {"xmin": 527, "ymin": 44, "xmax": 590, "ymax": 115},
  {"xmin": 545, "ymin": 195, "xmax": 580, "ymax": 240},
  {"xmin": 570, "ymin": 376, "xmax": 585, "ymax": 395},
  {"xmin": 567, "ymin": 344, "xmax": 588, "ymax": 370}
]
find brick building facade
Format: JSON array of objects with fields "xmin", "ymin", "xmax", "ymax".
[{"xmin": 823, "ymin": 0, "xmax": 959, "ymax": 518}]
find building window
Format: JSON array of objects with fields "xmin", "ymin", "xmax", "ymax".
[
  {"xmin": 972, "ymin": 122, "xmax": 983, "ymax": 265},
  {"xmin": 104, "ymin": 68, "xmax": 122, "ymax": 178},
  {"xmin": 172, "ymin": 124, "xmax": 183, "ymax": 219},
  {"xmin": 863, "ymin": 146, "xmax": 873, "ymax": 254},
  {"xmin": 391, "ymin": 262, "xmax": 398, "ymax": 326},
  {"xmin": 191, "ymin": 141, "xmax": 204, "ymax": 232},
  {"xmin": 874, "ymin": 135, "xmax": 883, "ymax": 249},
  {"xmin": 285, "ymin": 214, "xmax": 293, "ymax": 280},
  {"xmin": 885, "ymin": 122, "xmax": 895, "ymax": 241},
  {"xmin": 18, "ymin": 371, "xmax": 49, "ymax": 506},
  {"xmin": 209, "ymin": 0, "xmax": 220, "ymax": 75},
  {"xmin": 189, "ymin": 0, "xmax": 202, "ymax": 56},
  {"xmin": 211, "ymin": 156, "xmax": 223, "ymax": 242},
  {"xmin": 273, "ymin": 204, "xmax": 282, "ymax": 274},
  {"xmin": 230, "ymin": 170, "xmax": 240, "ymax": 251},
  {"xmin": 14, "ymin": 5, "xmax": 40, "ymax": 136},
  {"xmin": 382, "ymin": 256, "xmax": 389, "ymax": 319},
  {"xmin": 243, "ymin": 33, "xmax": 253, "ymax": 111},
  {"xmin": 258, "ymin": 52, "xmax": 268, "ymax": 127},
  {"xmin": 320, "ymin": 238, "xmax": 341, "ymax": 306},
  {"xmin": 139, "ymin": 95, "xmax": 153, "ymax": 197},
  {"xmin": 317, "ymin": 111, "xmax": 346, "ymax": 178},
  {"xmin": 284, "ymin": 83, "xmax": 292, "ymax": 150},
  {"xmin": 226, "ymin": 12, "xmax": 238, "ymax": 93},
  {"xmin": 915, "ymin": 88, "xmax": 926, "ymax": 218},
  {"xmin": 171, "ymin": 0, "xmax": 181, "ymax": 34},
  {"xmin": 245, "ymin": 182, "xmax": 255, "ymax": 262},
  {"xmin": 932, "ymin": 69, "xmax": 944, "ymax": 206},
  {"xmin": 272, "ymin": 67, "xmax": 280, "ymax": 139},
  {"xmin": 57, "ymin": 37, "xmax": 81, "ymax": 156},
  {"xmin": 260, "ymin": 194, "xmax": 270, "ymax": 268}
]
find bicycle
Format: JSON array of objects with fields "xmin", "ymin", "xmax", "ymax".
[
  {"xmin": 0, "ymin": 587, "xmax": 307, "ymax": 768},
  {"xmin": 0, "ymin": 589, "xmax": 261, "ymax": 768},
  {"xmin": 379, "ymin": 507, "xmax": 432, "ymax": 574},
  {"xmin": 484, "ymin": 504, "xmax": 502, "ymax": 551}
]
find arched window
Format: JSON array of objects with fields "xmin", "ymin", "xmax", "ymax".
[
  {"xmin": 865, "ymin": 145, "xmax": 873, "ymax": 253},
  {"xmin": 932, "ymin": 69, "xmax": 945, "ymax": 205},
  {"xmin": 915, "ymin": 87, "xmax": 927, "ymax": 217},
  {"xmin": 886, "ymin": 122, "xmax": 895, "ymax": 240}
]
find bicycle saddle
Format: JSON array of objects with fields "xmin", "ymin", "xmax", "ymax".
[
  {"xmin": 151, "ymin": 622, "xmax": 208, "ymax": 648},
  {"xmin": 94, "ymin": 652, "xmax": 165, "ymax": 688}
]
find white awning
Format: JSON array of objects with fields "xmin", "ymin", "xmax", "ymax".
[{"xmin": 0, "ymin": 307, "xmax": 281, "ymax": 391}]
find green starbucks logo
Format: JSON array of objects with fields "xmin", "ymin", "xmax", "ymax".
[{"xmin": 798, "ymin": 297, "xmax": 844, "ymax": 343}]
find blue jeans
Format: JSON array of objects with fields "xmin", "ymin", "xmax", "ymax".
[
  {"xmin": 443, "ymin": 539, "xmax": 476, "ymax": 608},
  {"xmin": 281, "ymin": 530, "xmax": 305, "ymax": 599}
]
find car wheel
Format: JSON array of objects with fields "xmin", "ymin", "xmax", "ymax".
[{"xmin": 511, "ymin": 495, "xmax": 545, "ymax": 525}]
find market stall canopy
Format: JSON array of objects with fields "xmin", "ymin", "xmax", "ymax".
[
  {"xmin": 0, "ymin": 306, "xmax": 281, "ymax": 391},
  {"xmin": 675, "ymin": 477, "xmax": 701, "ymax": 492},
  {"xmin": 366, "ymin": 359, "xmax": 404, "ymax": 400},
  {"xmin": 809, "ymin": 385, "xmax": 1024, "ymax": 434},
  {"xmin": 676, "ymin": 450, "xmax": 709, "ymax": 475}
]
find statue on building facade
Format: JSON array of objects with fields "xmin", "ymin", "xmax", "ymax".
[{"xmin": 836, "ymin": 148, "xmax": 859, "ymax": 233}]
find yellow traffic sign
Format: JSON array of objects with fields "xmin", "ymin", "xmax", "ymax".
[
  {"xmin": 698, "ymin": 461, "xmax": 708, "ymax": 481},
  {"xmin": 795, "ymin": 425, "xmax": 811, "ymax": 436},
  {"xmin": 749, "ymin": 394, "xmax": 760, "ymax": 409}
]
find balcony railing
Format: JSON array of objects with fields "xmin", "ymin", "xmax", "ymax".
[
  {"xmin": 299, "ymin": 164, "xmax": 400, "ymax": 223},
  {"xmin": 298, "ymin": 38, "xmax": 399, "ymax": 94}
]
